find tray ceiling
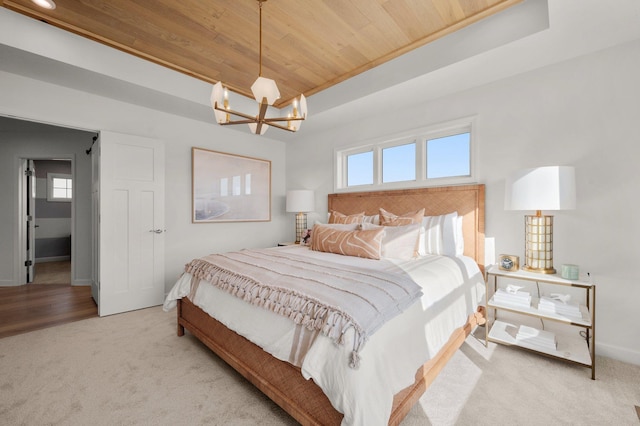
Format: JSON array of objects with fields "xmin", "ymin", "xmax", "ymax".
[{"xmin": 2, "ymin": 0, "xmax": 521, "ymax": 107}]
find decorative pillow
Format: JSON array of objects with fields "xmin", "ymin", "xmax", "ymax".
[
  {"xmin": 379, "ymin": 208, "xmax": 425, "ymax": 226},
  {"xmin": 328, "ymin": 210, "xmax": 365, "ymax": 224},
  {"xmin": 362, "ymin": 214, "xmax": 380, "ymax": 225},
  {"xmin": 419, "ymin": 211, "xmax": 459, "ymax": 256},
  {"xmin": 361, "ymin": 222, "xmax": 421, "ymax": 260},
  {"xmin": 455, "ymin": 215, "xmax": 465, "ymax": 255},
  {"xmin": 308, "ymin": 222, "xmax": 360, "ymax": 245},
  {"xmin": 311, "ymin": 224, "xmax": 383, "ymax": 259},
  {"xmin": 314, "ymin": 222, "xmax": 361, "ymax": 231}
]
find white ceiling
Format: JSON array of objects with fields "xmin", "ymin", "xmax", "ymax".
[{"xmin": 1, "ymin": 0, "xmax": 640, "ymax": 141}]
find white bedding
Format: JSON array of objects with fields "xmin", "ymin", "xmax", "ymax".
[{"xmin": 164, "ymin": 245, "xmax": 485, "ymax": 425}]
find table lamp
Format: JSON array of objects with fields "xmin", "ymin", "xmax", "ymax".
[
  {"xmin": 505, "ymin": 166, "xmax": 576, "ymax": 274},
  {"xmin": 286, "ymin": 190, "xmax": 314, "ymax": 243}
]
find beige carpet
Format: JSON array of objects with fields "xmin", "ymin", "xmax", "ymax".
[
  {"xmin": 32, "ymin": 261, "xmax": 71, "ymax": 285},
  {"xmin": 1, "ymin": 306, "xmax": 638, "ymax": 425}
]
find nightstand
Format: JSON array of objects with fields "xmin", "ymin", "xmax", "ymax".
[{"xmin": 485, "ymin": 265, "xmax": 596, "ymax": 379}]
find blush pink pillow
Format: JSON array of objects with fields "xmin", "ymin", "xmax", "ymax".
[
  {"xmin": 379, "ymin": 208, "xmax": 425, "ymax": 226},
  {"xmin": 328, "ymin": 210, "xmax": 365, "ymax": 224},
  {"xmin": 311, "ymin": 224, "xmax": 383, "ymax": 259}
]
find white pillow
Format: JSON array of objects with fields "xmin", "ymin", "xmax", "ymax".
[
  {"xmin": 455, "ymin": 215, "xmax": 464, "ymax": 256},
  {"xmin": 362, "ymin": 222, "xmax": 421, "ymax": 260},
  {"xmin": 419, "ymin": 212, "xmax": 459, "ymax": 256}
]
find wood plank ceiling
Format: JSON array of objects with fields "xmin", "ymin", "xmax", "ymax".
[{"xmin": 2, "ymin": 0, "xmax": 521, "ymax": 107}]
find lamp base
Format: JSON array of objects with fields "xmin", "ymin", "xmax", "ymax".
[
  {"xmin": 295, "ymin": 212, "xmax": 307, "ymax": 244},
  {"xmin": 522, "ymin": 265, "xmax": 556, "ymax": 274},
  {"xmin": 524, "ymin": 213, "xmax": 555, "ymax": 275}
]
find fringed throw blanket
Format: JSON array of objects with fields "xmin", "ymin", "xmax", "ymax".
[{"xmin": 184, "ymin": 249, "xmax": 423, "ymax": 368}]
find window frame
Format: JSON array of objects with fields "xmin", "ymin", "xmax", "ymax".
[
  {"xmin": 47, "ymin": 173, "xmax": 73, "ymax": 202},
  {"xmin": 334, "ymin": 117, "xmax": 477, "ymax": 192}
]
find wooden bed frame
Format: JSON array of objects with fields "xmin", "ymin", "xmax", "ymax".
[{"xmin": 176, "ymin": 184, "xmax": 486, "ymax": 425}]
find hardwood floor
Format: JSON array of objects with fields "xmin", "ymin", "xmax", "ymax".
[{"xmin": 0, "ymin": 284, "xmax": 98, "ymax": 339}]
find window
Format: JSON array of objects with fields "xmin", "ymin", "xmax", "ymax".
[
  {"xmin": 47, "ymin": 173, "xmax": 72, "ymax": 202},
  {"xmin": 426, "ymin": 132, "xmax": 470, "ymax": 179},
  {"xmin": 346, "ymin": 150, "xmax": 373, "ymax": 187},
  {"xmin": 382, "ymin": 142, "xmax": 415, "ymax": 183},
  {"xmin": 232, "ymin": 175, "xmax": 241, "ymax": 196},
  {"xmin": 245, "ymin": 173, "xmax": 252, "ymax": 195},
  {"xmin": 220, "ymin": 177, "xmax": 229, "ymax": 196},
  {"xmin": 336, "ymin": 118, "xmax": 475, "ymax": 191}
]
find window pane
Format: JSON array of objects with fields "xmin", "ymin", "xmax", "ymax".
[
  {"xmin": 245, "ymin": 173, "xmax": 251, "ymax": 195},
  {"xmin": 426, "ymin": 133, "xmax": 470, "ymax": 179},
  {"xmin": 232, "ymin": 175, "xmax": 241, "ymax": 196},
  {"xmin": 51, "ymin": 177, "xmax": 72, "ymax": 199},
  {"xmin": 220, "ymin": 178, "xmax": 228, "ymax": 196},
  {"xmin": 382, "ymin": 143, "xmax": 415, "ymax": 183},
  {"xmin": 347, "ymin": 151, "xmax": 373, "ymax": 186}
]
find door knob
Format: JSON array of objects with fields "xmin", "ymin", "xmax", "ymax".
[{"xmin": 149, "ymin": 229, "xmax": 165, "ymax": 234}]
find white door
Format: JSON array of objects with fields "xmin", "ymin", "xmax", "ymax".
[
  {"xmin": 91, "ymin": 137, "xmax": 101, "ymax": 304},
  {"xmin": 25, "ymin": 159, "xmax": 36, "ymax": 283},
  {"xmin": 98, "ymin": 131, "xmax": 165, "ymax": 316}
]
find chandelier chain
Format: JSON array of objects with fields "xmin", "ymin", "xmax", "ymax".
[{"xmin": 258, "ymin": 0, "xmax": 264, "ymax": 77}]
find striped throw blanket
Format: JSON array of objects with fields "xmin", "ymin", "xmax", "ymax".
[{"xmin": 184, "ymin": 249, "xmax": 423, "ymax": 368}]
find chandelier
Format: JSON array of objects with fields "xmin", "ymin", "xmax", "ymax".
[{"xmin": 210, "ymin": 0, "xmax": 307, "ymax": 135}]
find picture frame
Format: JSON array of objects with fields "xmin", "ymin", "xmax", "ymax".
[{"xmin": 192, "ymin": 147, "xmax": 271, "ymax": 223}]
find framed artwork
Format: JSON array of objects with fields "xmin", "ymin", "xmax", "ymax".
[{"xmin": 192, "ymin": 147, "xmax": 271, "ymax": 223}]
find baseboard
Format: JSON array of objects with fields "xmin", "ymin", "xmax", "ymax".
[
  {"xmin": 35, "ymin": 256, "xmax": 71, "ymax": 263},
  {"xmin": 598, "ymin": 341, "xmax": 640, "ymax": 366},
  {"xmin": 0, "ymin": 279, "xmax": 20, "ymax": 287},
  {"xmin": 71, "ymin": 279, "xmax": 91, "ymax": 287}
]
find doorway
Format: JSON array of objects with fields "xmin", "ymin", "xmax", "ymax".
[
  {"xmin": 1, "ymin": 115, "xmax": 95, "ymax": 290},
  {"xmin": 23, "ymin": 158, "xmax": 74, "ymax": 285},
  {"xmin": 3, "ymin": 116, "xmax": 165, "ymax": 319},
  {"xmin": 19, "ymin": 158, "xmax": 74, "ymax": 286}
]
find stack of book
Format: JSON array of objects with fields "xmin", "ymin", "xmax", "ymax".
[
  {"xmin": 516, "ymin": 325, "xmax": 557, "ymax": 351},
  {"xmin": 538, "ymin": 296, "xmax": 582, "ymax": 320},
  {"xmin": 493, "ymin": 288, "xmax": 531, "ymax": 308}
]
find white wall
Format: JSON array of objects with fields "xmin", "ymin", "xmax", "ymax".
[
  {"xmin": 286, "ymin": 39, "xmax": 640, "ymax": 365},
  {"xmin": 0, "ymin": 71, "xmax": 288, "ymax": 291}
]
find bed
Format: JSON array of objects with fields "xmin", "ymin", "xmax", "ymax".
[{"xmin": 165, "ymin": 184, "xmax": 486, "ymax": 425}]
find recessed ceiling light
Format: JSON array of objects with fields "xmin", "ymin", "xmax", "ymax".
[{"xmin": 31, "ymin": 0, "xmax": 56, "ymax": 10}]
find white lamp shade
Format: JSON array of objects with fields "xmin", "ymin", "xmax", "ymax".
[
  {"xmin": 248, "ymin": 122, "xmax": 269, "ymax": 135},
  {"xmin": 286, "ymin": 190, "xmax": 314, "ymax": 212},
  {"xmin": 299, "ymin": 94, "xmax": 308, "ymax": 117},
  {"xmin": 210, "ymin": 82, "xmax": 228, "ymax": 124},
  {"xmin": 505, "ymin": 166, "xmax": 576, "ymax": 211},
  {"xmin": 289, "ymin": 119, "xmax": 302, "ymax": 132},
  {"xmin": 251, "ymin": 76, "xmax": 281, "ymax": 105}
]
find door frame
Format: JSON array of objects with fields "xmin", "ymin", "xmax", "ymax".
[{"xmin": 17, "ymin": 154, "xmax": 76, "ymax": 285}]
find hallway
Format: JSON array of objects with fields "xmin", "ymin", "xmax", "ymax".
[
  {"xmin": 0, "ymin": 283, "xmax": 97, "ymax": 339},
  {"xmin": 32, "ymin": 260, "xmax": 72, "ymax": 285}
]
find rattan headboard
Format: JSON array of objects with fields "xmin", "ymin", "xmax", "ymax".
[{"xmin": 328, "ymin": 185, "xmax": 485, "ymax": 270}]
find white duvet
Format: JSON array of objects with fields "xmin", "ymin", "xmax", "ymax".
[{"xmin": 164, "ymin": 245, "xmax": 485, "ymax": 425}]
